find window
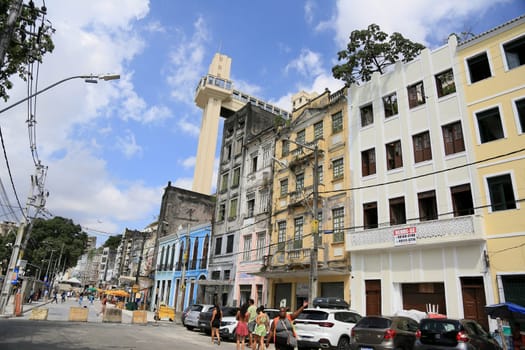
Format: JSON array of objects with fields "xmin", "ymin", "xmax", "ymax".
[
  {"xmin": 413, "ymin": 131, "xmax": 432, "ymax": 163},
  {"xmin": 389, "ymin": 197, "xmax": 406, "ymax": 225},
  {"xmin": 296, "ymin": 129, "xmax": 306, "ymax": 144},
  {"xmin": 217, "ymin": 203, "xmax": 226, "ymax": 221},
  {"xmin": 317, "ymin": 165, "xmax": 324, "ymax": 184},
  {"xmin": 251, "ymin": 155, "xmax": 258, "ymax": 173},
  {"xmin": 361, "ymin": 148, "xmax": 376, "ymax": 176},
  {"xmin": 418, "ymin": 190, "xmax": 438, "ymax": 221},
  {"xmin": 247, "ymin": 199, "xmax": 255, "ymax": 218},
  {"xmin": 332, "ymin": 208, "xmax": 344, "ymax": 243},
  {"xmin": 467, "ymin": 52, "xmax": 491, "ymax": 83},
  {"xmin": 235, "ymin": 138, "xmax": 243, "ymax": 155},
  {"xmin": 215, "ymin": 237, "xmax": 222, "ymax": 255},
  {"xmin": 442, "ymin": 121, "xmax": 465, "ymax": 155},
  {"xmin": 435, "ymin": 69, "xmax": 456, "ymax": 97},
  {"xmin": 332, "ymin": 158, "xmax": 344, "ymax": 180},
  {"xmin": 224, "ymin": 269, "xmax": 231, "ymax": 280},
  {"xmin": 262, "ymin": 144, "xmax": 271, "ymax": 167},
  {"xmin": 229, "ymin": 198, "xmax": 238, "ymax": 219},
  {"xmin": 256, "ymin": 232, "xmax": 266, "ymax": 260},
  {"xmin": 383, "ymin": 92, "xmax": 398, "ymax": 118},
  {"xmin": 476, "ymin": 107, "xmax": 504, "ymax": 143},
  {"xmin": 232, "ymin": 167, "xmax": 241, "ymax": 187},
  {"xmin": 220, "ymin": 173, "xmax": 229, "ymax": 192},
  {"xmin": 295, "ymin": 173, "xmax": 304, "ymax": 191},
  {"xmin": 332, "ymin": 111, "xmax": 343, "ymax": 133},
  {"xmin": 280, "ymin": 179, "xmax": 288, "ymax": 196},
  {"xmin": 487, "ymin": 174, "xmax": 516, "ymax": 211},
  {"xmin": 314, "ymin": 121, "xmax": 324, "ymax": 140},
  {"xmin": 363, "ymin": 202, "xmax": 378, "ymax": 229},
  {"xmin": 211, "ymin": 271, "xmax": 220, "ymax": 280},
  {"xmin": 360, "ymin": 103, "xmax": 374, "ymax": 127},
  {"xmin": 515, "ymin": 98, "xmax": 525, "ymax": 133},
  {"xmin": 282, "ymin": 140, "xmax": 289, "ymax": 157},
  {"xmin": 294, "ymin": 217, "xmax": 303, "ymax": 249},
  {"xmin": 259, "ymin": 189, "xmax": 269, "ymax": 213},
  {"xmin": 386, "ymin": 141, "xmax": 403, "ymax": 170},
  {"xmin": 503, "ymin": 35, "xmax": 525, "ymax": 70},
  {"xmin": 451, "ymin": 184, "xmax": 474, "ymax": 217},
  {"xmin": 407, "ymin": 81, "xmax": 425, "ymax": 108},
  {"xmin": 224, "ymin": 144, "xmax": 232, "ymax": 162},
  {"xmin": 226, "ymin": 235, "xmax": 234, "ymax": 253},
  {"xmin": 243, "ymin": 235, "xmax": 252, "ymax": 261},
  {"xmin": 277, "ymin": 221, "xmax": 286, "ymax": 251}
]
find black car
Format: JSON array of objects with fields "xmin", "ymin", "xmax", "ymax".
[
  {"xmin": 350, "ymin": 316, "xmax": 419, "ymax": 350},
  {"xmin": 414, "ymin": 318, "xmax": 502, "ymax": 350}
]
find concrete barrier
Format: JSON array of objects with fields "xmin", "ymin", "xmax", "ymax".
[
  {"xmin": 132, "ymin": 310, "xmax": 147, "ymax": 324},
  {"xmin": 69, "ymin": 307, "xmax": 88, "ymax": 322},
  {"xmin": 103, "ymin": 307, "xmax": 122, "ymax": 323},
  {"xmin": 29, "ymin": 308, "xmax": 48, "ymax": 320}
]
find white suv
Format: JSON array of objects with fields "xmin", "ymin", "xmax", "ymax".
[{"xmin": 295, "ymin": 308, "xmax": 362, "ymax": 350}]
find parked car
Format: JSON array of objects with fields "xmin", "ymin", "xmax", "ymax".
[
  {"xmin": 414, "ymin": 318, "xmax": 502, "ymax": 350},
  {"xmin": 313, "ymin": 297, "xmax": 351, "ymax": 310},
  {"xmin": 219, "ymin": 306, "xmax": 240, "ymax": 341},
  {"xmin": 295, "ymin": 308, "xmax": 362, "ymax": 350},
  {"xmin": 184, "ymin": 304, "xmax": 214, "ymax": 330},
  {"xmin": 350, "ymin": 316, "xmax": 419, "ymax": 350},
  {"xmin": 199, "ymin": 305, "xmax": 238, "ymax": 335}
]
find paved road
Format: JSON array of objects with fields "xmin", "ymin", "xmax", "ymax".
[{"xmin": 0, "ymin": 298, "xmax": 240, "ymax": 349}]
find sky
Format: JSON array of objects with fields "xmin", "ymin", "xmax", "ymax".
[{"xmin": 1, "ymin": 0, "xmax": 524, "ymax": 246}]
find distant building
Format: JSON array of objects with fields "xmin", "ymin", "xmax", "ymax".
[{"xmin": 0, "ymin": 221, "xmax": 17, "ymax": 237}]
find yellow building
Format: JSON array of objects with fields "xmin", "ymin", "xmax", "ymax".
[
  {"xmin": 456, "ymin": 15, "xmax": 525, "ymax": 306},
  {"xmin": 259, "ymin": 87, "xmax": 351, "ymax": 310}
]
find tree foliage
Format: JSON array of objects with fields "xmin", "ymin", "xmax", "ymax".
[
  {"xmin": 0, "ymin": 0, "xmax": 55, "ymax": 101},
  {"xmin": 332, "ymin": 24, "xmax": 425, "ymax": 86},
  {"xmin": 21, "ymin": 216, "xmax": 88, "ymax": 275}
]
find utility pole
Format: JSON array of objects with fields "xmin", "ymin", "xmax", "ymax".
[
  {"xmin": 309, "ymin": 144, "xmax": 319, "ymax": 303},
  {"xmin": 0, "ymin": 222, "xmax": 27, "ymax": 314}
]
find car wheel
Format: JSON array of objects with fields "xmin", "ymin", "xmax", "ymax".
[
  {"xmin": 186, "ymin": 326, "xmax": 194, "ymax": 331},
  {"xmin": 337, "ymin": 336, "xmax": 351, "ymax": 350}
]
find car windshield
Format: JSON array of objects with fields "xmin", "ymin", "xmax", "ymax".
[
  {"xmin": 296, "ymin": 310, "xmax": 328, "ymax": 321},
  {"xmin": 356, "ymin": 317, "xmax": 392, "ymax": 329},
  {"xmin": 190, "ymin": 305, "xmax": 203, "ymax": 312},
  {"xmin": 222, "ymin": 307, "xmax": 238, "ymax": 317}
]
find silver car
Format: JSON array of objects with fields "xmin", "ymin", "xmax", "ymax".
[{"xmin": 184, "ymin": 304, "xmax": 214, "ymax": 330}]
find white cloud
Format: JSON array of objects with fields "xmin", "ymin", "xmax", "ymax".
[
  {"xmin": 304, "ymin": 0, "xmax": 315, "ymax": 24},
  {"xmin": 233, "ymin": 78, "xmax": 263, "ymax": 96},
  {"xmin": 166, "ymin": 16, "xmax": 210, "ymax": 104},
  {"xmin": 145, "ymin": 20, "xmax": 166, "ymax": 33},
  {"xmin": 319, "ymin": 0, "xmax": 513, "ymax": 48},
  {"xmin": 180, "ymin": 156, "xmax": 196, "ymax": 169},
  {"xmin": 285, "ymin": 49, "xmax": 325, "ymax": 77},
  {"xmin": 172, "ymin": 177, "xmax": 193, "ymax": 190},
  {"xmin": 177, "ymin": 117, "xmax": 200, "ymax": 137},
  {"xmin": 116, "ymin": 130, "xmax": 143, "ymax": 159}
]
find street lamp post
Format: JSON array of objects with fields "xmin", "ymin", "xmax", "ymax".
[
  {"xmin": 0, "ymin": 73, "xmax": 119, "ymax": 315},
  {"xmin": 283, "ymin": 139, "xmax": 320, "ymax": 303}
]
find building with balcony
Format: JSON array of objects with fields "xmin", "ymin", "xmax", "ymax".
[
  {"xmin": 152, "ymin": 223, "xmax": 211, "ymax": 311},
  {"xmin": 346, "ymin": 34, "xmax": 490, "ymax": 327},
  {"xmin": 456, "ymin": 16, "xmax": 525, "ymax": 307},
  {"xmin": 261, "ymin": 87, "xmax": 351, "ymax": 311},
  {"xmin": 206, "ymin": 103, "xmax": 277, "ymax": 307}
]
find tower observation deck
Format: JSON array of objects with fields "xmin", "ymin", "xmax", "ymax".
[{"xmin": 192, "ymin": 53, "xmax": 290, "ymax": 194}]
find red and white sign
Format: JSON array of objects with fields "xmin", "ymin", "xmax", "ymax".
[{"xmin": 393, "ymin": 227, "xmax": 417, "ymax": 246}]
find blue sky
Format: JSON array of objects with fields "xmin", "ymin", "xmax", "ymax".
[{"xmin": 1, "ymin": 0, "xmax": 524, "ymax": 245}]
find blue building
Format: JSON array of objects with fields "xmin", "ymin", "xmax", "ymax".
[{"xmin": 152, "ymin": 223, "xmax": 211, "ymax": 311}]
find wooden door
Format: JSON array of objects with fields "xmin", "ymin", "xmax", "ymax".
[
  {"xmin": 461, "ymin": 277, "xmax": 488, "ymax": 331},
  {"xmin": 365, "ymin": 280, "xmax": 381, "ymax": 316}
]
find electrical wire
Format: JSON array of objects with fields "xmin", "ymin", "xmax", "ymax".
[{"xmin": 0, "ymin": 125, "xmax": 24, "ymax": 221}]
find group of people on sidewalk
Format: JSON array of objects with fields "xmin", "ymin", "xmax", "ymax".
[{"xmin": 210, "ymin": 299, "xmax": 308, "ymax": 350}]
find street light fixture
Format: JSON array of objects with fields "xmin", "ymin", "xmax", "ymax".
[{"xmin": 281, "ymin": 138, "xmax": 320, "ymax": 303}]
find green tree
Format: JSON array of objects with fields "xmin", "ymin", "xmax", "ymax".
[
  {"xmin": 103, "ymin": 234, "xmax": 122, "ymax": 251},
  {"xmin": 332, "ymin": 23, "xmax": 425, "ymax": 86},
  {"xmin": 0, "ymin": 0, "xmax": 55, "ymax": 101},
  {"xmin": 23, "ymin": 216, "xmax": 88, "ymax": 275}
]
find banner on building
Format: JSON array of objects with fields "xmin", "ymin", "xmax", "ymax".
[{"xmin": 393, "ymin": 227, "xmax": 417, "ymax": 246}]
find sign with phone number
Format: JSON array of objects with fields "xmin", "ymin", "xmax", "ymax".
[{"xmin": 393, "ymin": 227, "xmax": 417, "ymax": 246}]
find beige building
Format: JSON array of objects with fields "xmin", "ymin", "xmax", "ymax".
[{"xmin": 261, "ymin": 87, "xmax": 351, "ymax": 310}]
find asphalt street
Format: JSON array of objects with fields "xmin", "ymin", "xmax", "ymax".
[{"xmin": 0, "ymin": 299, "xmax": 240, "ymax": 349}]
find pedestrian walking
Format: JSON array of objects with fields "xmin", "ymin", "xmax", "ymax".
[
  {"xmin": 247, "ymin": 299, "xmax": 257, "ymax": 348},
  {"xmin": 61, "ymin": 291, "xmax": 66, "ymax": 303},
  {"xmin": 52, "ymin": 291, "xmax": 58, "ymax": 304},
  {"xmin": 236, "ymin": 303, "xmax": 250, "ymax": 350},
  {"xmin": 266, "ymin": 301, "xmax": 308, "ymax": 350},
  {"xmin": 78, "ymin": 292, "xmax": 83, "ymax": 305},
  {"xmin": 99, "ymin": 294, "xmax": 107, "ymax": 317},
  {"xmin": 210, "ymin": 302, "xmax": 223, "ymax": 345},
  {"xmin": 253, "ymin": 306, "xmax": 269, "ymax": 350}
]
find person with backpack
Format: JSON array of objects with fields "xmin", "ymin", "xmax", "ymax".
[
  {"xmin": 266, "ymin": 301, "xmax": 308, "ymax": 350},
  {"xmin": 210, "ymin": 302, "xmax": 223, "ymax": 345}
]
